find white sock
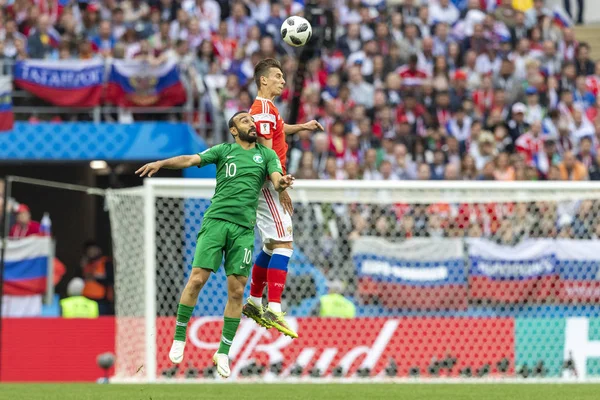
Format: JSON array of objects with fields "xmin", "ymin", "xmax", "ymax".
[
  {"xmin": 268, "ymin": 302, "xmax": 282, "ymax": 313},
  {"xmin": 249, "ymin": 296, "xmax": 263, "ymax": 306}
]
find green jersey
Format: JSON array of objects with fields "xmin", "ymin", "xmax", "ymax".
[{"xmin": 198, "ymin": 142, "xmax": 282, "ymax": 229}]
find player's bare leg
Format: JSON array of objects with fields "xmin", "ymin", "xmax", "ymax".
[
  {"xmin": 170, "ymin": 268, "xmax": 211, "ymax": 364},
  {"xmin": 261, "ymin": 241, "xmax": 298, "ymax": 339},
  {"xmin": 213, "ymin": 275, "xmax": 247, "ymax": 378}
]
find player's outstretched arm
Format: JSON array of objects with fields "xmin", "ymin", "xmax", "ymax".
[
  {"xmin": 136, "ymin": 154, "xmax": 201, "ymax": 177},
  {"xmin": 284, "ymin": 120, "xmax": 324, "ymax": 136},
  {"xmin": 271, "ymin": 172, "xmax": 295, "ymax": 192}
]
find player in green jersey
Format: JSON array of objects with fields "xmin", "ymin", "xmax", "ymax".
[{"xmin": 136, "ymin": 111, "xmax": 294, "ymax": 378}]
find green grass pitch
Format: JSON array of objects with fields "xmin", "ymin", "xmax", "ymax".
[{"xmin": 4, "ymin": 383, "xmax": 600, "ymax": 400}]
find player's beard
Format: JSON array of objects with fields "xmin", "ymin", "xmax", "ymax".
[{"xmin": 238, "ymin": 127, "xmax": 257, "ymax": 143}]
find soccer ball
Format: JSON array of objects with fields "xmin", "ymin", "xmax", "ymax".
[{"xmin": 280, "ymin": 16, "xmax": 312, "ymax": 47}]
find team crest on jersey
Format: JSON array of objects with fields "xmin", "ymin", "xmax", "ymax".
[{"xmin": 253, "ymin": 154, "xmax": 264, "ymax": 164}]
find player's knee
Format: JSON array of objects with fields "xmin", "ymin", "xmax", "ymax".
[
  {"xmin": 187, "ymin": 272, "xmax": 207, "ymax": 292},
  {"xmin": 228, "ymin": 284, "xmax": 245, "ymax": 302},
  {"xmin": 262, "ymin": 246, "xmax": 274, "ymax": 256}
]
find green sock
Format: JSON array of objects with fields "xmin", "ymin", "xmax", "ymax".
[
  {"xmin": 218, "ymin": 317, "xmax": 241, "ymax": 355},
  {"xmin": 174, "ymin": 304, "xmax": 194, "ymax": 341}
]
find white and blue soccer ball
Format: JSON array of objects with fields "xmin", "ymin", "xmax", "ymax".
[{"xmin": 280, "ymin": 16, "xmax": 312, "ymax": 47}]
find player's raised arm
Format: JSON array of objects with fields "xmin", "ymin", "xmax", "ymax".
[
  {"xmin": 135, "ymin": 154, "xmax": 201, "ymax": 177},
  {"xmin": 283, "ymin": 120, "xmax": 324, "ymax": 136},
  {"xmin": 271, "ymin": 172, "xmax": 295, "ymax": 192}
]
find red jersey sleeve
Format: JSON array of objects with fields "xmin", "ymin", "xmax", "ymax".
[{"xmin": 249, "ymin": 99, "xmax": 277, "ymax": 140}]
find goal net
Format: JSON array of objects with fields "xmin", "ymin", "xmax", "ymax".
[{"xmin": 106, "ymin": 179, "xmax": 600, "ymax": 382}]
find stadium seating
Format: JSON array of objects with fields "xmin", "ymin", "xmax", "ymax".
[{"xmin": 3, "ymin": 0, "xmax": 599, "ymax": 183}]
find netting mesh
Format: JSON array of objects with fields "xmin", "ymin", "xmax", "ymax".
[
  {"xmin": 105, "ymin": 188, "xmax": 146, "ymax": 379},
  {"xmin": 107, "ymin": 181, "xmax": 600, "ymax": 381}
]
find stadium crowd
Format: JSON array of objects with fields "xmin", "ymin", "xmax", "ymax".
[{"xmin": 2, "ymin": 0, "xmax": 600, "ymax": 183}]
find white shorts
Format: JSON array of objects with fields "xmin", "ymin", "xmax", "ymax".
[{"xmin": 256, "ymin": 181, "xmax": 294, "ymax": 243}]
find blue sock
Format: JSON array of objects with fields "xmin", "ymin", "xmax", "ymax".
[
  {"xmin": 255, "ymin": 250, "xmax": 272, "ymax": 268},
  {"xmin": 267, "ymin": 248, "xmax": 293, "ymax": 311}
]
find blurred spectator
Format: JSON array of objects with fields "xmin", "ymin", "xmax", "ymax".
[
  {"xmin": 447, "ymin": 106, "xmax": 472, "ymax": 151},
  {"xmin": 494, "ymin": 152, "xmax": 516, "ymax": 181},
  {"xmin": 1, "ymin": 19, "xmax": 26, "ymax": 60},
  {"xmin": 91, "ymin": 20, "xmax": 117, "ymax": 56},
  {"xmin": 430, "ymin": 150, "xmax": 446, "ymax": 180},
  {"xmin": 348, "ymin": 65, "xmax": 375, "ymax": 109},
  {"xmin": 515, "ymin": 121, "xmax": 544, "ymax": 167},
  {"xmin": 318, "ymin": 279, "xmax": 356, "ymax": 318},
  {"xmin": 417, "ymin": 162, "xmax": 431, "ymax": 180},
  {"xmin": 558, "ymin": 151, "xmax": 589, "ymax": 180},
  {"xmin": 480, "ymin": 161, "xmax": 497, "ymax": 180},
  {"xmin": 473, "ymin": 131, "xmax": 498, "ymax": 171},
  {"xmin": 9, "ymin": 204, "xmax": 41, "ymax": 238},
  {"xmin": 27, "ymin": 15, "xmax": 56, "ymax": 59},
  {"xmin": 295, "ymin": 152, "xmax": 319, "ymax": 179},
  {"xmin": 462, "ymin": 155, "xmax": 479, "ymax": 180},
  {"xmin": 61, "ymin": 277, "xmax": 99, "ymax": 318},
  {"xmin": 81, "ymin": 241, "xmax": 114, "ymax": 315},
  {"xmin": 226, "ymin": 1, "xmax": 253, "ymax": 44},
  {"xmin": 429, "ymin": 0, "xmax": 459, "ymax": 26},
  {"xmin": 571, "ymin": 108, "xmax": 595, "ymax": 144},
  {"xmin": 362, "ymin": 148, "xmax": 379, "ymax": 180},
  {"xmin": 378, "ymin": 159, "xmax": 399, "ymax": 181},
  {"xmin": 443, "ymin": 162, "xmax": 460, "ymax": 180},
  {"xmin": 122, "ymin": 0, "xmax": 150, "ymax": 23},
  {"xmin": 576, "ymin": 42, "xmax": 594, "ymax": 76},
  {"xmin": 577, "ymin": 136, "xmax": 594, "ymax": 168}
]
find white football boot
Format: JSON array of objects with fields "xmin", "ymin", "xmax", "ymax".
[
  {"xmin": 212, "ymin": 352, "xmax": 231, "ymax": 378},
  {"xmin": 169, "ymin": 340, "xmax": 185, "ymax": 364}
]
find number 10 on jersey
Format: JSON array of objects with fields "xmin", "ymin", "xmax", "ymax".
[
  {"xmin": 243, "ymin": 248, "xmax": 252, "ymax": 264},
  {"xmin": 225, "ymin": 163, "xmax": 237, "ymax": 177}
]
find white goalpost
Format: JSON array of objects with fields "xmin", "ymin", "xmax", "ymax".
[{"xmin": 106, "ymin": 179, "xmax": 600, "ymax": 382}]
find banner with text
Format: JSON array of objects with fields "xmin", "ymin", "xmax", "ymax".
[
  {"xmin": 14, "ymin": 60, "xmax": 104, "ymax": 106},
  {"xmin": 468, "ymin": 239, "xmax": 600, "ymax": 304},
  {"xmin": 148, "ymin": 316, "xmax": 514, "ymax": 380},
  {"xmin": 353, "ymin": 237, "xmax": 467, "ymax": 310}
]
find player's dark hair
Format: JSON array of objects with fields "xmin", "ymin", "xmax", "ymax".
[
  {"xmin": 228, "ymin": 111, "xmax": 247, "ymax": 130},
  {"xmin": 254, "ymin": 58, "xmax": 283, "ymax": 89}
]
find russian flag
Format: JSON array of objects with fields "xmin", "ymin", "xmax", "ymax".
[
  {"xmin": 468, "ymin": 239, "xmax": 559, "ymax": 304},
  {"xmin": 353, "ymin": 237, "xmax": 468, "ymax": 310},
  {"xmin": 553, "ymin": 6, "xmax": 573, "ymax": 28},
  {"xmin": 0, "ymin": 75, "xmax": 14, "ymax": 132},
  {"xmin": 2, "ymin": 237, "xmax": 65, "ymax": 296},
  {"xmin": 48, "ymin": 27, "xmax": 61, "ymax": 48},
  {"xmin": 106, "ymin": 59, "xmax": 187, "ymax": 107},
  {"xmin": 14, "ymin": 59, "xmax": 104, "ymax": 107}
]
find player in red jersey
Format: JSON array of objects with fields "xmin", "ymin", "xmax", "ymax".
[{"xmin": 242, "ymin": 58, "xmax": 323, "ymax": 338}]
